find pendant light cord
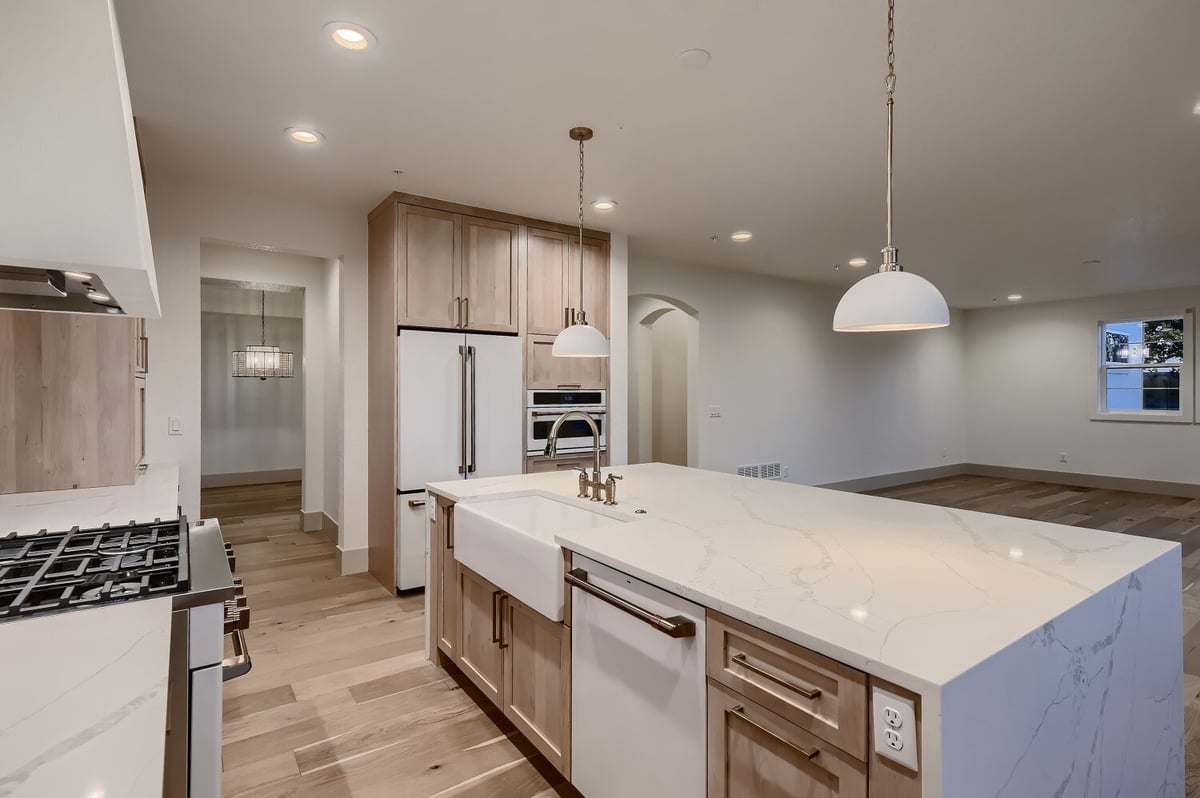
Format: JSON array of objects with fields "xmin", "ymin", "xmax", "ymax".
[
  {"xmin": 883, "ymin": 0, "xmax": 898, "ymax": 268},
  {"xmin": 260, "ymin": 289, "xmax": 266, "ymax": 345},
  {"xmin": 577, "ymin": 138, "xmax": 586, "ymax": 324}
]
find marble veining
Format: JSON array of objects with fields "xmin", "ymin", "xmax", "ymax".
[
  {"xmin": 0, "ymin": 597, "xmax": 173, "ymax": 798},
  {"xmin": 0, "ymin": 461, "xmax": 180, "ymax": 536},
  {"xmin": 429, "ymin": 463, "xmax": 1178, "ymax": 693}
]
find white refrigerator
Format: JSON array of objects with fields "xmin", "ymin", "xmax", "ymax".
[{"xmin": 396, "ymin": 330, "xmax": 523, "ymax": 590}]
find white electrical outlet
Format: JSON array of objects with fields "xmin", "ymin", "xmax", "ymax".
[
  {"xmin": 872, "ymin": 686, "xmax": 918, "ymax": 771},
  {"xmin": 708, "ymin": 404, "xmax": 722, "ymax": 419},
  {"xmin": 1058, "ymin": 452, "xmax": 1068, "ymax": 463}
]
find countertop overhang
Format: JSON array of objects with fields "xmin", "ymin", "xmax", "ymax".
[{"xmin": 428, "ymin": 463, "xmax": 1179, "ymax": 694}]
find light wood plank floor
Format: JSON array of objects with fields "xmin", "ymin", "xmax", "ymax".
[
  {"xmin": 873, "ymin": 474, "xmax": 1200, "ymax": 797},
  {"xmin": 203, "ymin": 482, "xmax": 569, "ymax": 798},
  {"xmin": 208, "ymin": 477, "xmax": 1200, "ymax": 797}
]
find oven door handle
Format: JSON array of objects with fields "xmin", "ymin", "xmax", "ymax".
[
  {"xmin": 530, "ymin": 410, "xmax": 607, "ymax": 417},
  {"xmin": 222, "ymin": 628, "xmax": 253, "ymax": 682}
]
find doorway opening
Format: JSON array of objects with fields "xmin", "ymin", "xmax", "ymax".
[{"xmin": 629, "ymin": 295, "xmax": 700, "ymax": 467}]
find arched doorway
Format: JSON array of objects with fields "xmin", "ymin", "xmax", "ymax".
[{"xmin": 628, "ymin": 295, "xmax": 700, "ymax": 466}]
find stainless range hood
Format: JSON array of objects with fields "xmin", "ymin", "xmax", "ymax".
[{"xmin": 0, "ymin": 265, "xmax": 124, "ymax": 314}]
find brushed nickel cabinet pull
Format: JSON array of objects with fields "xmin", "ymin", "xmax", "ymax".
[
  {"xmin": 407, "ymin": 498, "xmax": 426, "ymax": 508},
  {"xmin": 565, "ymin": 568, "xmax": 695, "ymax": 638},
  {"xmin": 729, "ymin": 705, "xmax": 819, "ymax": 760},
  {"xmin": 731, "ymin": 653, "xmax": 822, "ymax": 700},
  {"xmin": 463, "ymin": 297, "xmax": 469, "ymax": 327},
  {"xmin": 492, "ymin": 589, "xmax": 503, "ymax": 644},
  {"xmin": 499, "ymin": 593, "xmax": 509, "ymax": 649}
]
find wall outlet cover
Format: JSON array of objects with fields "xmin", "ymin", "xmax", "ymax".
[
  {"xmin": 872, "ymin": 686, "xmax": 918, "ymax": 772},
  {"xmin": 708, "ymin": 404, "xmax": 722, "ymax": 419},
  {"xmin": 168, "ymin": 415, "xmax": 183, "ymax": 436}
]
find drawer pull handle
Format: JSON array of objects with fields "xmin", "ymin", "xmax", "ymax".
[
  {"xmin": 731, "ymin": 653, "xmax": 822, "ymax": 700},
  {"xmin": 408, "ymin": 498, "xmax": 426, "ymax": 508},
  {"xmin": 730, "ymin": 705, "xmax": 819, "ymax": 760}
]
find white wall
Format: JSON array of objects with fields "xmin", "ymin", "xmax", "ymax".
[
  {"xmin": 143, "ymin": 180, "xmax": 367, "ymax": 564},
  {"xmin": 607, "ymin": 233, "xmax": 630, "ymax": 466},
  {"xmin": 323, "ymin": 259, "xmax": 343, "ymax": 526},
  {"xmin": 965, "ymin": 287, "xmax": 1200, "ymax": 484},
  {"xmin": 200, "ymin": 309, "xmax": 304, "ymax": 476},
  {"xmin": 199, "ymin": 243, "xmax": 335, "ymax": 521},
  {"xmin": 628, "ymin": 257, "xmax": 968, "ymax": 485}
]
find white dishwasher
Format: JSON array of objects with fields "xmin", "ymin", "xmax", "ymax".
[{"xmin": 569, "ymin": 555, "xmax": 707, "ymax": 798}]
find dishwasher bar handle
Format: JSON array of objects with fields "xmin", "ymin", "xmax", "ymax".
[{"xmin": 565, "ymin": 568, "xmax": 696, "ymax": 639}]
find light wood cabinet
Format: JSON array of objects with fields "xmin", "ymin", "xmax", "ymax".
[
  {"xmin": 432, "ymin": 498, "xmax": 459, "ymax": 661},
  {"xmin": 504, "ymin": 594, "xmax": 571, "ymax": 776},
  {"xmin": 397, "ymin": 205, "xmax": 460, "ymax": 329},
  {"xmin": 526, "ymin": 334, "xmax": 606, "ymax": 390},
  {"xmin": 527, "ymin": 228, "xmax": 609, "ymax": 337},
  {"xmin": 461, "ymin": 216, "xmax": 519, "ymax": 333},
  {"xmin": 452, "ymin": 563, "xmax": 572, "ymax": 778},
  {"xmin": 134, "ymin": 316, "xmax": 148, "ymax": 374},
  {"xmin": 393, "ymin": 205, "xmax": 519, "ymax": 334},
  {"xmin": 709, "ymin": 681, "xmax": 867, "ymax": 798},
  {"xmin": 0, "ymin": 310, "xmax": 137, "ymax": 494},
  {"xmin": 458, "ymin": 565, "xmax": 507, "ymax": 705}
]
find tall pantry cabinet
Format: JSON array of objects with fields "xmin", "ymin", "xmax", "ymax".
[{"xmin": 366, "ymin": 192, "xmax": 611, "ymax": 591}]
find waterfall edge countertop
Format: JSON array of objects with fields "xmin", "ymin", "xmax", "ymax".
[
  {"xmin": 0, "ymin": 462, "xmax": 181, "ymax": 798},
  {"xmin": 427, "ymin": 462, "xmax": 1178, "ymax": 693},
  {"xmin": 0, "ymin": 462, "xmax": 180, "ymax": 536}
]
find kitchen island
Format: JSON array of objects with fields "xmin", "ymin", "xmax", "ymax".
[
  {"xmin": 0, "ymin": 461, "xmax": 181, "ymax": 798},
  {"xmin": 427, "ymin": 463, "xmax": 1183, "ymax": 798}
]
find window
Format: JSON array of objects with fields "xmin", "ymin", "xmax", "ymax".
[{"xmin": 1095, "ymin": 311, "xmax": 1193, "ymax": 421}]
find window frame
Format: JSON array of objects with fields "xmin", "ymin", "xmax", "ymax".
[{"xmin": 1091, "ymin": 308, "xmax": 1194, "ymax": 424}]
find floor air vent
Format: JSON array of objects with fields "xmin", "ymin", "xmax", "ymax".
[{"xmin": 736, "ymin": 463, "xmax": 783, "ymax": 480}]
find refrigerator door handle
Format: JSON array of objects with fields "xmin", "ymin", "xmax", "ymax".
[
  {"xmin": 458, "ymin": 344, "xmax": 467, "ymax": 474},
  {"xmin": 468, "ymin": 345, "xmax": 477, "ymax": 474}
]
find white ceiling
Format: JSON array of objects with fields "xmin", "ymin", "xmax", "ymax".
[{"xmin": 115, "ymin": 0, "xmax": 1200, "ymax": 308}]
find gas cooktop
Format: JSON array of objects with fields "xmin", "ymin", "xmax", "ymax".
[{"xmin": 0, "ymin": 518, "xmax": 190, "ymax": 622}]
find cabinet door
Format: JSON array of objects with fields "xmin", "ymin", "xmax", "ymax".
[
  {"xmin": 708, "ymin": 683, "xmax": 867, "ymax": 798},
  {"xmin": 398, "ymin": 205, "xmax": 461, "ymax": 329},
  {"xmin": 567, "ymin": 236, "xmax": 609, "ymax": 336},
  {"xmin": 434, "ymin": 500, "xmax": 459, "ymax": 661},
  {"xmin": 461, "ymin": 217, "xmax": 518, "ymax": 333},
  {"xmin": 503, "ymin": 597, "xmax": 571, "ymax": 776},
  {"xmin": 526, "ymin": 228, "xmax": 570, "ymax": 335},
  {"xmin": 526, "ymin": 334, "xmax": 606, "ymax": 390},
  {"xmin": 458, "ymin": 565, "xmax": 505, "ymax": 704}
]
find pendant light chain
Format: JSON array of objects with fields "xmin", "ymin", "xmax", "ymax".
[
  {"xmin": 577, "ymin": 137, "xmax": 586, "ymax": 324},
  {"xmin": 260, "ymin": 289, "xmax": 266, "ymax": 345},
  {"xmin": 883, "ymin": 0, "xmax": 899, "ymax": 270}
]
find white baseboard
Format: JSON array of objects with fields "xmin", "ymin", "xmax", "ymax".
[
  {"xmin": 337, "ymin": 545, "xmax": 369, "ymax": 575},
  {"xmin": 819, "ymin": 464, "xmax": 969, "ymax": 493},
  {"xmin": 201, "ymin": 469, "xmax": 302, "ymax": 488},
  {"xmin": 965, "ymin": 463, "xmax": 1200, "ymax": 499}
]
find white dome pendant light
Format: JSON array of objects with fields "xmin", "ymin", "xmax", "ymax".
[
  {"xmin": 833, "ymin": 0, "xmax": 949, "ymax": 332},
  {"xmin": 553, "ymin": 127, "xmax": 610, "ymax": 357}
]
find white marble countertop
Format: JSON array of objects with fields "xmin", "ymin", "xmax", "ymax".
[
  {"xmin": 0, "ymin": 596, "xmax": 173, "ymax": 798},
  {"xmin": 428, "ymin": 463, "xmax": 1178, "ymax": 693},
  {"xmin": 0, "ymin": 462, "xmax": 180, "ymax": 536}
]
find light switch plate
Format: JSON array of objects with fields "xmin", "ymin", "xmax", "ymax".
[
  {"xmin": 872, "ymin": 686, "xmax": 918, "ymax": 772},
  {"xmin": 168, "ymin": 415, "xmax": 183, "ymax": 436}
]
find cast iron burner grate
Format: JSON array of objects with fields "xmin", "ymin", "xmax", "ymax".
[{"xmin": 0, "ymin": 518, "xmax": 190, "ymax": 622}]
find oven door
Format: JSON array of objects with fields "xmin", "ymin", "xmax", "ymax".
[{"xmin": 527, "ymin": 408, "xmax": 607, "ymax": 454}]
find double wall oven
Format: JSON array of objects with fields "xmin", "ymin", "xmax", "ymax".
[{"xmin": 526, "ymin": 389, "xmax": 607, "ymax": 455}]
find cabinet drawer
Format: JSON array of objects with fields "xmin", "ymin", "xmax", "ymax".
[
  {"xmin": 709, "ymin": 681, "xmax": 866, "ymax": 798},
  {"xmin": 707, "ymin": 610, "xmax": 867, "ymax": 760}
]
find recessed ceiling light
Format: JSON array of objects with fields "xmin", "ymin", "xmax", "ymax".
[
  {"xmin": 847, "ymin": 257, "xmax": 869, "ymax": 268},
  {"xmin": 64, "ymin": 271, "xmax": 92, "ymax": 280},
  {"xmin": 324, "ymin": 21, "xmax": 376, "ymax": 51},
  {"xmin": 88, "ymin": 292, "xmax": 111, "ymax": 302},
  {"xmin": 591, "ymin": 200, "xmax": 617, "ymax": 211},
  {"xmin": 1007, "ymin": 293, "xmax": 1023, "ymax": 302},
  {"xmin": 678, "ymin": 49, "xmax": 712, "ymax": 70},
  {"xmin": 731, "ymin": 231, "xmax": 753, "ymax": 242},
  {"xmin": 285, "ymin": 127, "xmax": 324, "ymax": 144}
]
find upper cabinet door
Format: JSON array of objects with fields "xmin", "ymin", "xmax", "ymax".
[
  {"xmin": 568, "ymin": 237, "xmax": 610, "ymax": 337},
  {"xmin": 398, "ymin": 205, "xmax": 461, "ymax": 330},
  {"xmin": 461, "ymin": 217, "xmax": 518, "ymax": 333},
  {"xmin": 526, "ymin": 228, "xmax": 570, "ymax": 335}
]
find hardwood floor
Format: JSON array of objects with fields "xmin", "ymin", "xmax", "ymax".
[
  {"xmin": 873, "ymin": 473, "xmax": 1200, "ymax": 797},
  {"xmin": 203, "ymin": 482, "xmax": 568, "ymax": 798},
  {"xmin": 208, "ymin": 476, "xmax": 1200, "ymax": 796}
]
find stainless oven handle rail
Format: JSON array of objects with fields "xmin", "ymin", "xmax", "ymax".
[
  {"xmin": 565, "ymin": 568, "xmax": 696, "ymax": 638},
  {"xmin": 222, "ymin": 628, "xmax": 252, "ymax": 682},
  {"xmin": 530, "ymin": 409, "xmax": 607, "ymax": 417}
]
